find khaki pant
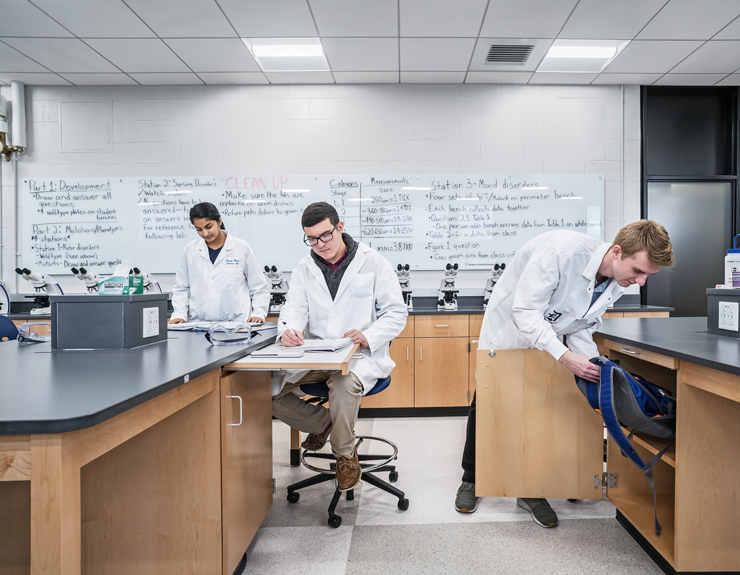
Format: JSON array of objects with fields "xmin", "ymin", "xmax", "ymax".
[{"xmin": 272, "ymin": 370, "xmax": 364, "ymax": 459}]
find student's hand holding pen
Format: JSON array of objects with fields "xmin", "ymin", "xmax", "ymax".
[{"xmin": 280, "ymin": 321, "xmax": 304, "ymax": 347}]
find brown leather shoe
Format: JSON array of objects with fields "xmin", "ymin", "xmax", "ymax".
[
  {"xmin": 301, "ymin": 421, "xmax": 332, "ymax": 451},
  {"xmin": 336, "ymin": 451, "xmax": 362, "ymax": 492}
]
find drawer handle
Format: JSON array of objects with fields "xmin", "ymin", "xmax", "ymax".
[
  {"xmin": 227, "ymin": 395, "xmax": 243, "ymax": 426},
  {"xmin": 472, "ymin": 340, "xmax": 479, "ymax": 343},
  {"xmin": 435, "ymin": 325, "xmax": 449, "ymax": 328},
  {"xmin": 620, "ymin": 347, "xmax": 640, "ymax": 355},
  {"xmin": 419, "ymin": 347, "xmax": 423, "ymax": 361},
  {"xmin": 406, "ymin": 347, "xmax": 409, "ymax": 361}
]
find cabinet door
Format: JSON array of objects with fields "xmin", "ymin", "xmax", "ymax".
[
  {"xmin": 468, "ymin": 337, "xmax": 479, "ymax": 403},
  {"xmin": 361, "ymin": 337, "xmax": 414, "ymax": 408},
  {"xmin": 220, "ymin": 371, "xmax": 273, "ymax": 575},
  {"xmin": 415, "ymin": 337, "xmax": 469, "ymax": 407},
  {"xmin": 475, "ymin": 348, "xmax": 603, "ymax": 499}
]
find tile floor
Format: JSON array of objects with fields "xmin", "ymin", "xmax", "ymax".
[{"xmin": 243, "ymin": 416, "xmax": 663, "ymax": 575}]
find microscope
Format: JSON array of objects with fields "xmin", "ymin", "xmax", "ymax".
[
  {"xmin": 437, "ymin": 263, "xmax": 459, "ymax": 311},
  {"xmin": 264, "ymin": 265, "xmax": 289, "ymax": 314},
  {"xmin": 0, "ymin": 281, "xmax": 9, "ymax": 315},
  {"xmin": 483, "ymin": 263, "xmax": 506, "ymax": 308},
  {"xmin": 132, "ymin": 267, "xmax": 163, "ymax": 293},
  {"xmin": 15, "ymin": 267, "xmax": 63, "ymax": 314},
  {"xmin": 71, "ymin": 267, "xmax": 100, "ymax": 293},
  {"xmin": 395, "ymin": 264, "xmax": 413, "ymax": 311}
]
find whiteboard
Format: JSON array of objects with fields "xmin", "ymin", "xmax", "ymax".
[{"xmin": 22, "ymin": 173, "xmax": 603, "ymax": 274}]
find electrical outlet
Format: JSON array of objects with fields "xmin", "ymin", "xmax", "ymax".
[
  {"xmin": 143, "ymin": 307, "xmax": 160, "ymax": 338},
  {"xmin": 718, "ymin": 301, "xmax": 739, "ymax": 332}
]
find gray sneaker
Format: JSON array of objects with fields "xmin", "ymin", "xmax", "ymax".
[
  {"xmin": 517, "ymin": 498, "xmax": 558, "ymax": 528},
  {"xmin": 455, "ymin": 482, "xmax": 479, "ymax": 513}
]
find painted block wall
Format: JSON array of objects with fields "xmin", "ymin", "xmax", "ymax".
[{"xmin": 0, "ymin": 83, "xmax": 641, "ymax": 295}]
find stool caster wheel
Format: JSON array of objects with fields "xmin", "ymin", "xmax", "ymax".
[
  {"xmin": 328, "ymin": 515, "xmax": 342, "ymax": 528},
  {"xmin": 398, "ymin": 498, "xmax": 409, "ymax": 511},
  {"xmin": 567, "ymin": 499, "xmax": 578, "ymax": 503},
  {"xmin": 287, "ymin": 492, "xmax": 300, "ymax": 503},
  {"xmin": 346, "ymin": 490, "xmax": 354, "ymax": 501},
  {"xmin": 389, "ymin": 471, "xmax": 399, "ymax": 482}
]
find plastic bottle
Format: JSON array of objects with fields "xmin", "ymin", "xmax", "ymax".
[{"xmin": 725, "ymin": 234, "xmax": 740, "ymax": 288}]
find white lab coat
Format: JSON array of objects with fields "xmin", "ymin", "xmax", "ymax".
[
  {"xmin": 479, "ymin": 230, "xmax": 624, "ymax": 360},
  {"xmin": 275, "ymin": 242, "xmax": 408, "ymax": 396},
  {"xmin": 171, "ymin": 232, "xmax": 270, "ymax": 322}
]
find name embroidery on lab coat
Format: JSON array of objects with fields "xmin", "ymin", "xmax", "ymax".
[
  {"xmin": 225, "ymin": 258, "xmax": 240, "ymax": 266},
  {"xmin": 544, "ymin": 310, "xmax": 562, "ymax": 323}
]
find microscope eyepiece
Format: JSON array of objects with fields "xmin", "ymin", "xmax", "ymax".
[
  {"xmin": 446, "ymin": 263, "xmax": 452, "ymax": 270},
  {"xmin": 23, "ymin": 268, "xmax": 32, "ymax": 275},
  {"xmin": 15, "ymin": 268, "xmax": 24, "ymax": 275},
  {"xmin": 264, "ymin": 266, "xmax": 270, "ymax": 272},
  {"xmin": 71, "ymin": 268, "xmax": 80, "ymax": 275},
  {"xmin": 79, "ymin": 267, "xmax": 87, "ymax": 275},
  {"xmin": 397, "ymin": 264, "xmax": 402, "ymax": 271},
  {"xmin": 271, "ymin": 265, "xmax": 278, "ymax": 273},
  {"xmin": 133, "ymin": 267, "xmax": 141, "ymax": 275},
  {"xmin": 500, "ymin": 263, "xmax": 506, "ymax": 270},
  {"xmin": 453, "ymin": 263, "xmax": 459, "ymax": 270},
  {"xmin": 494, "ymin": 264, "xmax": 500, "ymax": 271},
  {"xmin": 404, "ymin": 264, "xmax": 410, "ymax": 271}
]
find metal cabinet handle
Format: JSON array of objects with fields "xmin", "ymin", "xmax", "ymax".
[
  {"xmin": 435, "ymin": 325, "xmax": 449, "ymax": 328},
  {"xmin": 227, "ymin": 395, "xmax": 242, "ymax": 426},
  {"xmin": 472, "ymin": 340, "xmax": 479, "ymax": 343},
  {"xmin": 406, "ymin": 347, "xmax": 409, "ymax": 361},
  {"xmin": 620, "ymin": 347, "xmax": 640, "ymax": 355},
  {"xmin": 419, "ymin": 347, "xmax": 423, "ymax": 361}
]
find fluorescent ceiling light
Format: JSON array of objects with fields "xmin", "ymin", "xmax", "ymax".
[
  {"xmin": 244, "ymin": 38, "xmax": 329, "ymax": 72},
  {"xmin": 281, "ymin": 188, "xmax": 311, "ymax": 193},
  {"xmin": 547, "ymin": 46, "xmax": 616, "ymax": 59},
  {"xmin": 538, "ymin": 40, "xmax": 628, "ymax": 73}
]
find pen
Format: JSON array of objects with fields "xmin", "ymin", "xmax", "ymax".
[{"xmin": 281, "ymin": 320, "xmax": 303, "ymax": 344}]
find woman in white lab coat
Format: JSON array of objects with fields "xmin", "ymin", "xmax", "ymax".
[{"xmin": 170, "ymin": 202, "xmax": 270, "ymax": 324}]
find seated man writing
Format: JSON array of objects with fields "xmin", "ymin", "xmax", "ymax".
[{"xmin": 273, "ymin": 202, "xmax": 408, "ymax": 491}]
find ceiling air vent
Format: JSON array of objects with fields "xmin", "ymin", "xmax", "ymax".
[{"xmin": 486, "ymin": 44, "xmax": 534, "ymax": 64}]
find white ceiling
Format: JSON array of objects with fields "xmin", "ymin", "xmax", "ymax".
[{"xmin": 3, "ymin": 0, "xmax": 740, "ymax": 86}]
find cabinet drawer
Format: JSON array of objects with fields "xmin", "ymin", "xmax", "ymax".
[
  {"xmin": 414, "ymin": 314, "xmax": 469, "ymax": 338},
  {"xmin": 469, "ymin": 314, "xmax": 484, "ymax": 338},
  {"xmin": 603, "ymin": 339, "xmax": 679, "ymax": 370},
  {"xmin": 398, "ymin": 316, "xmax": 414, "ymax": 338}
]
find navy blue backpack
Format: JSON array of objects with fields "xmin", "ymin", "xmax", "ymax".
[{"xmin": 576, "ymin": 357, "xmax": 676, "ymax": 536}]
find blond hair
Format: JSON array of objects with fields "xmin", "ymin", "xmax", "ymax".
[{"xmin": 611, "ymin": 220, "xmax": 675, "ymax": 267}]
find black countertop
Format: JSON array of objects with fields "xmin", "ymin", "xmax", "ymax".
[
  {"xmin": 0, "ymin": 326, "xmax": 277, "ymax": 435},
  {"xmin": 596, "ymin": 317, "xmax": 740, "ymax": 377}
]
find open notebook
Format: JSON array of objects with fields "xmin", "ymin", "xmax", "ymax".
[{"xmin": 249, "ymin": 338, "xmax": 353, "ymax": 358}]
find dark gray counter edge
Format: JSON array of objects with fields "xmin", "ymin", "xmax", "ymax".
[{"xmin": 0, "ymin": 333, "xmax": 275, "ymax": 435}]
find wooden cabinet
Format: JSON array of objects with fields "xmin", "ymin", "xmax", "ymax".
[
  {"xmin": 468, "ymin": 337, "xmax": 479, "ymax": 402},
  {"xmin": 415, "ymin": 337, "xmax": 469, "ymax": 407},
  {"xmin": 219, "ymin": 371, "xmax": 273, "ymax": 575},
  {"xmin": 414, "ymin": 314, "xmax": 468, "ymax": 338},
  {"xmin": 362, "ymin": 337, "xmax": 414, "ymax": 408}
]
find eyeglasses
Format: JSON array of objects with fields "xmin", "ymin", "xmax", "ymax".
[
  {"xmin": 304, "ymin": 224, "xmax": 338, "ymax": 246},
  {"xmin": 205, "ymin": 323, "xmax": 252, "ymax": 346}
]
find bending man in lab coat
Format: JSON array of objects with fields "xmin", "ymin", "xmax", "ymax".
[
  {"xmin": 170, "ymin": 202, "xmax": 270, "ymax": 324},
  {"xmin": 455, "ymin": 220, "xmax": 674, "ymax": 527},
  {"xmin": 274, "ymin": 202, "xmax": 408, "ymax": 492}
]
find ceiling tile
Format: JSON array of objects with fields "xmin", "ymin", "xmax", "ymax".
[
  {"xmin": 715, "ymin": 73, "xmax": 740, "ymax": 85},
  {"xmin": 333, "ymin": 71, "xmax": 399, "ymax": 83},
  {"xmin": 714, "ymin": 16, "xmax": 740, "ymax": 39},
  {"xmin": 130, "ymin": 73, "xmax": 204, "ymax": 85},
  {"xmin": 30, "ymin": 0, "xmax": 156, "ymax": 38},
  {"xmin": 309, "ymin": 0, "xmax": 398, "ymax": 37},
  {"xmin": 480, "ymin": 0, "xmax": 578, "ymax": 38},
  {"xmin": 0, "ymin": 42, "xmax": 49, "ymax": 72},
  {"xmin": 0, "ymin": 0, "xmax": 73, "ymax": 37},
  {"xmin": 165, "ymin": 39, "xmax": 260, "ymax": 72},
  {"xmin": 123, "ymin": 0, "xmax": 236, "ymax": 37},
  {"xmin": 592, "ymin": 73, "xmax": 662, "ymax": 84},
  {"xmin": 199, "ymin": 72, "xmax": 268, "ymax": 84},
  {"xmin": 529, "ymin": 72, "xmax": 599, "ymax": 84},
  {"xmin": 86, "ymin": 39, "xmax": 189, "ymax": 73},
  {"xmin": 671, "ymin": 40, "xmax": 740, "ymax": 73},
  {"xmin": 603, "ymin": 40, "xmax": 703, "ymax": 73},
  {"xmin": 637, "ymin": 0, "xmax": 740, "ymax": 40},
  {"xmin": 401, "ymin": 71, "xmax": 466, "ymax": 83},
  {"xmin": 2, "ymin": 38, "xmax": 120, "ymax": 73},
  {"xmin": 400, "ymin": 0, "xmax": 488, "ymax": 37},
  {"xmin": 559, "ymin": 0, "xmax": 668, "ymax": 40},
  {"xmin": 322, "ymin": 38, "xmax": 398, "ymax": 71},
  {"xmin": 465, "ymin": 71, "xmax": 533, "ymax": 83},
  {"xmin": 59, "ymin": 73, "xmax": 138, "ymax": 85},
  {"xmin": 400, "ymin": 38, "xmax": 476, "ymax": 71},
  {"xmin": 653, "ymin": 73, "xmax": 728, "ymax": 85},
  {"xmin": 217, "ymin": 0, "xmax": 318, "ymax": 37},
  {"xmin": 265, "ymin": 71, "xmax": 335, "ymax": 84},
  {"xmin": 0, "ymin": 72, "xmax": 72, "ymax": 85}
]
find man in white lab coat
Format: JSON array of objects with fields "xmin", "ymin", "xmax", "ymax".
[
  {"xmin": 274, "ymin": 202, "xmax": 408, "ymax": 492},
  {"xmin": 455, "ymin": 220, "xmax": 674, "ymax": 527}
]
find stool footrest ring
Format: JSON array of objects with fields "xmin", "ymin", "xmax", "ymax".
[{"xmin": 300, "ymin": 435, "xmax": 398, "ymax": 475}]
